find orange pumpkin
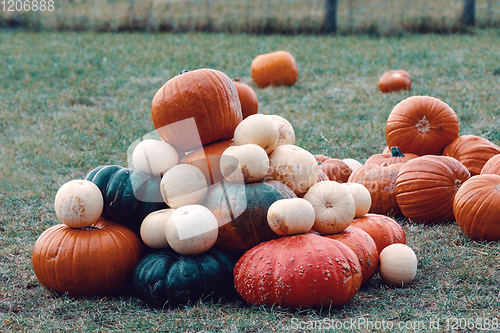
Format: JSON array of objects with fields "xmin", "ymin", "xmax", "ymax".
[
  {"xmin": 348, "ymin": 163, "xmax": 403, "ymax": 216},
  {"xmin": 180, "ymin": 139, "xmax": 235, "ymax": 186},
  {"xmin": 395, "ymin": 155, "xmax": 470, "ymax": 224},
  {"xmin": 365, "ymin": 147, "xmax": 419, "ymax": 166},
  {"xmin": 453, "ymin": 174, "xmax": 500, "ymax": 241},
  {"xmin": 233, "ymin": 79, "xmax": 258, "ymax": 119},
  {"xmin": 314, "ymin": 155, "xmax": 352, "ymax": 183},
  {"xmin": 443, "ymin": 135, "xmax": 500, "ymax": 176},
  {"xmin": 251, "ymin": 51, "xmax": 298, "ymax": 88},
  {"xmin": 385, "ymin": 96, "xmax": 459, "ymax": 156},
  {"xmin": 32, "ymin": 218, "xmax": 142, "ymax": 297},
  {"xmin": 350, "ymin": 214, "xmax": 406, "ymax": 254},
  {"xmin": 481, "ymin": 154, "xmax": 500, "ymax": 175},
  {"xmin": 151, "ymin": 68, "xmax": 242, "ymax": 152},
  {"xmin": 378, "ymin": 70, "xmax": 412, "ymax": 93}
]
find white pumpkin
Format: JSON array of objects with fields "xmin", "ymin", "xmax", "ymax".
[
  {"xmin": 233, "ymin": 114, "xmax": 279, "ymax": 154},
  {"xmin": 342, "ymin": 182, "xmax": 372, "ymax": 218},
  {"xmin": 160, "ymin": 164, "xmax": 208, "ymax": 208},
  {"xmin": 379, "ymin": 243, "xmax": 418, "ymax": 287},
  {"xmin": 303, "ymin": 181, "xmax": 356, "ymax": 234},
  {"xmin": 220, "ymin": 144, "xmax": 269, "ymax": 183},
  {"xmin": 140, "ymin": 208, "xmax": 175, "ymax": 249},
  {"xmin": 342, "ymin": 158, "xmax": 363, "ymax": 172},
  {"xmin": 267, "ymin": 144, "xmax": 319, "ymax": 196},
  {"xmin": 267, "ymin": 198, "xmax": 315, "ymax": 236},
  {"xmin": 54, "ymin": 179, "xmax": 103, "ymax": 228},
  {"xmin": 132, "ymin": 139, "xmax": 179, "ymax": 176},
  {"xmin": 165, "ymin": 204, "xmax": 218, "ymax": 255},
  {"xmin": 268, "ymin": 115, "xmax": 295, "ymax": 146}
]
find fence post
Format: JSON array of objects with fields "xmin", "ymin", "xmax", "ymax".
[
  {"xmin": 463, "ymin": 0, "xmax": 475, "ymax": 26},
  {"xmin": 324, "ymin": 0, "xmax": 338, "ymax": 33}
]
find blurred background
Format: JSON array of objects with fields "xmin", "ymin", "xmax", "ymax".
[{"xmin": 1, "ymin": 0, "xmax": 499, "ymax": 35}]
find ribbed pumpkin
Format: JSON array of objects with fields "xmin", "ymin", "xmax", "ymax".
[
  {"xmin": 385, "ymin": 96, "xmax": 459, "ymax": 156},
  {"xmin": 314, "ymin": 155, "xmax": 352, "ymax": 183},
  {"xmin": 323, "ymin": 226, "xmax": 379, "ymax": 284},
  {"xmin": 151, "ymin": 68, "xmax": 242, "ymax": 152},
  {"xmin": 348, "ymin": 163, "xmax": 403, "ymax": 216},
  {"xmin": 453, "ymin": 174, "xmax": 500, "ymax": 241},
  {"xmin": 481, "ymin": 154, "xmax": 500, "ymax": 175},
  {"xmin": 180, "ymin": 139, "xmax": 235, "ymax": 186},
  {"xmin": 365, "ymin": 147, "xmax": 419, "ymax": 166},
  {"xmin": 233, "ymin": 233, "xmax": 362, "ymax": 309},
  {"xmin": 251, "ymin": 50, "xmax": 298, "ymax": 88},
  {"xmin": 85, "ymin": 165, "xmax": 168, "ymax": 233},
  {"xmin": 133, "ymin": 248, "xmax": 237, "ymax": 307},
  {"xmin": 350, "ymin": 214, "xmax": 406, "ymax": 254},
  {"xmin": 442, "ymin": 135, "xmax": 500, "ymax": 176},
  {"xmin": 233, "ymin": 79, "xmax": 258, "ymax": 119},
  {"xmin": 395, "ymin": 155, "xmax": 470, "ymax": 224},
  {"xmin": 378, "ymin": 70, "xmax": 412, "ymax": 93},
  {"xmin": 32, "ymin": 218, "xmax": 142, "ymax": 297},
  {"xmin": 204, "ymin": 181, "xmax": 288, "ymax": 252}
]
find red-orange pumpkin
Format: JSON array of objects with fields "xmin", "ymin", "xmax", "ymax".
[
  {"xmin": 442, "ymin": 135, "xmax": 500, "ymax": 176},
  {"xmin": 348, "ymin": 163, "xmax": 403, "ymax": 216},
  {"xmin": 378, "ymin": 70, "xmax": 412, "ymax": 93},
  {"xmin": 453, "ymin": 174, "xmax": 500, "ymax": 241},
  {"xmin": 385, "ymin": 96, "xmax": 459, "ymax": 156},
  {"xmin": 350, "ymin": 214, "xmax": 406, "ymax": 254},
  {"xmin": 481, "ymin": 154, "xmax": 500, "ymax": 175},
  {"xmin": 233, "ymin": 233, "xmax": 362, "ymax": 309},
  {"xmin": 233, "ymin": 79, "xmax": 258, "ymax": 119},
  {"xmin": 180, "ymin": 139, "xmax": 235, "ymax": 185},
  {"xmin": 395, "ymin": 155, "xmax": 470, "ymax": 224},
  {"xmin": 251, "ymin": 51, "xmax": 298, "ymax": 88},
  {"xmin": 365, "ymin": 147, "xmax": 419, "ymax": 166},
  {"xmin": 314, "ymin": 155, "xmax": 352, "ymax": 183},
  {"xmin": 323, "ymin": 226, "xmax": 379, "ymax": 284},
  {"xmin": 151, "ymin": 68, "xmax": 242, "ymax": 152},
  {"xmin": 32, "ymin": 218, "xmax": 142, "ymax": 297}
]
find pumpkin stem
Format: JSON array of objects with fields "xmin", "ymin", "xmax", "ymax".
[
  {"xmin": 390, "ymin": 146, "xmax": 405, "ymax": 157},
  {"xmin": 179, "ymin": 70, "xmax": 189, "ymax": 75},
  {"xmin": 233, "ymin": 77, "xmax": 241, "ymax": 82},
  {"xmin": 82, "ymin": 226, "xmax": 99, "ymax": 230}
]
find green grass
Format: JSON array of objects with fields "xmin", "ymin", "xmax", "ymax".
[{"xmin": 1, "ymin": 29, "xmax": 499, "ymax": 332}]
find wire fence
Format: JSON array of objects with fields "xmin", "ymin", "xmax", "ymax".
[{"xmin": 1, "ymin": 0, "xmax": 500, "ymax": 34}]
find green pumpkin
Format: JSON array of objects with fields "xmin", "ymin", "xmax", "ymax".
[
  {"xmin": 85, "ymin": 165, "xmax": 168, "ymax": 233},
  {"xmin": 133, "ymin": 248, "xmax": 237, "ymax": 307},
  {"xmin": 204, "ymin": 181, "xmax": 289, "ymax": 252}
]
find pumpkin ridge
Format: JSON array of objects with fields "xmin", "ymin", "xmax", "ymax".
[
  {"xmin": 36, "ymin": 226, "xmax": 63, "ymax": 292},
  {"xmin": 197, "ymin": 70, "xmax": 218, "ymax": 143},
  {"xmin": 469, "ymin": 188, "xmax": 497, "ymax": 237}
]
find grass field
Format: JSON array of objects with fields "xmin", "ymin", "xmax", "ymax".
[{"xmin": 0, "ymin": 29, "xmax": 499, "ymax": 332}]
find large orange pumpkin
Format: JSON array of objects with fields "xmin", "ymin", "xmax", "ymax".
[
  {"xmin": 378, "ymin": 70, "xmax": 412, "ymax": 93},
  {"xmin": 365, "ymin": 147, "xmax": 419, "ymax": 166},
  {"xmin": 453, "ymin": 174, "xmax": 500, "ymax": 241},
  {"xmin": 151, "ymin": 68, "xmax": 242, "ymax": 152},
  {"xmin": 385, "ymin": 96, "xmax": 459, "ymax": 156},
  {"xmin": 395, "ymin": 155, "xmax": 470, "ymax": 224},
  {"xmin": 481, "ymin": 154, "xmax": 500, "ymax": 175},
  {"xmin": 250, "ymin": 51, "xmax": 298, "ymax": 88},
  {"xmin": 32, "ymin": 218, "xmax": 142, "ymax": 297},
  {"xmin": 350, "ymin": 214, "xmax": 406, "ymax": 254},
  {"xmin": 443, "ymin": 135, "xmax": 500, "ymax": 176},
  {"xmin": 233, "ymin": 79, "xmax": 258, "ymax": 119}
]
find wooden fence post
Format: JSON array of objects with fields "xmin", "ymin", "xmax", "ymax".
[
  {"xmin": 463, "ymin": 0, "xmax": 475, "ymax": 26},
  {"xmin": 324, "ymin": 0, "xmax": 339, "ymax": 33}
]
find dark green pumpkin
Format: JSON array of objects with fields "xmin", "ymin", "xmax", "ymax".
[
  {"xmin": 204, "ymin": 181, "xmax": 288, "ymax": 252},
  {"xmin": 85, "ymin": 165, "xmax": 168, "ymax": 233},
  {"xmin": 133, "ymin": 248, "xmax": 237, "ymax": 307}
]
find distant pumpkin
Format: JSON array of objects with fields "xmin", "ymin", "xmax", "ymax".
[
  {"xmin": 378, "ymin": 70, "xmax": 412, "ymax": 93},
  {"xmin": 233, "ymin": 79, "xmax": 258, "ymax": 119},
  {"xmin": 251, "ymin": 51, "xmax": 298, "ymax": 88}
]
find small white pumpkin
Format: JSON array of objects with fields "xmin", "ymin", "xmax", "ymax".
[
  {"xmin": 132, "ymin": 139, "xmax": 179, "ymax": 176},
  {"xmin": 160, "ymin": 164, "xmax": 208, "ymax": 208},
  {"xmin": 303, "ymin": 181, "xmax": 356, "ymax": 234},
  {"xmin": 220, "ymin": 144, "xmax": 269, "ymax": 183},
  {"xmin": 165, "ymin": 204, "xmax": 218, "ymax": 255},
  {"xmin": 267, "ymin": 198, "xmax": 315, "ymax": 236},
  {"xmin": 233, "ymin": 114, "xmax": 280, "ymax": 154},
  {"xmin": 54, "ymin": 179, "xmax": 103, "ymax": 228},
  {"xmin": 267, "ymin": 144, "xmax": 319, "ymax": 196},
  {"xmin": 342, "ymin": 182, "xmax": 372, "ymax": 218},
  {"xmin": 342, "ymin": 158, "xmax": 363, "ymax": 172},
  {"xmin": 379, "ymin": 243, "xmax": 418, "ymax": 287},
  {"xmin": 140, "ymin": 208, "xmax": 175, "ymax": 249},
  {"xmin": 268, "ymin": 115, "xmax": 295, "ymax": 146}
]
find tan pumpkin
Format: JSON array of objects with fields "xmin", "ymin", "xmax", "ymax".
[
  {"xmin": 379, "ymin": 243, "xmax": 418, "ymax": 287},
  {"xmin": 342, "ymin": 158, "xmax": 363, "ymax": 172},
  {"xmin": 160, "ymin": 164, "xmax": 208, "ymax": 208},
  {"xmin": 220, "ymin": 144, "xmax": 269, "ymax": 183},
  {"xmin": 267, "ymin": 198, "xmax": 315, "ymax": 236},
  {"xmin": 233, "ymin": 114, "xmax": 280, "ymax": 154},
  {"xmin": 342, "ymin": 183, "xmax": 372, "ymax": 218},
  {"xmin": 268, "ymin": 115, "xmax": 295, "ymax": 146},
  {"xmin": 140, "ymin": 208, "xmax": 175, "ymax": 249},
  {"xmin": 132, "ymin": 139, "xmax": 179, "ymax": 177}
]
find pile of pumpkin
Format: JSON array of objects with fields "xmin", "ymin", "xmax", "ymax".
[{"xmin": 32, "ymin": 51, "xmax": 500, "ymax": 310}]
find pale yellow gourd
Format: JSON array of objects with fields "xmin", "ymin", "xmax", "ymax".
[
  {"xmin": 268, "ymin": 115, "xmax": 295, "ymax": 146},
  {"xmin": 220, "ymin": 144, "xmax": 269, "ymax": 183},
  {"xmin": 233, "ymin": 114, "xmax": 279, "ymax": 154},
  {"xmin": 160, "ymin": 164, "xmax": 208, "ymax": 208},
  {"xmin": 132, "ymin": 139, "xmax": 179, "ymax": 176},
  {"xmin": 140, "ymin": 208, "xmax": 175, "ymax": 249},
  {"xmin": 342, "ymin": 182, "xmax": 372, "ymax": 218},
  {"xmin": 267, "ymin": 198, "xmax": 315, "ymax": 236},
  {"xmin": 379, "ymin": 243, "xmax": 418, "ymax": 287}
]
